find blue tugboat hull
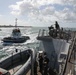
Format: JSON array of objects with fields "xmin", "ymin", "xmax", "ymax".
[{"xmin": 2, "ymin": 36, "xmax": 30, "ymax": 43}]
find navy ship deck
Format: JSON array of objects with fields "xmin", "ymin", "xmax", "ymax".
[{"xmin": 36, "ymin": 29, "xmax": 76, "ymax": 75}]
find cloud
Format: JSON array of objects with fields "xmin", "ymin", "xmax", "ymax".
[
  {"xmin": 9, "ymin": 0, "xmax": 76, "ymax": 23},
  {"xmin": 41, "ymin": 6, "xmax": 55, "ymax": 16},
  {"xmin": 0, "ymin": 15, "xmax": 2, "ymax": 17},
  {"xmin": 55, "ymin": 8, "xmax": 76, "ymax": 22}
]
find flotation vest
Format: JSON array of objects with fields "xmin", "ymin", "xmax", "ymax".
[{"xmin": 0, "ymin": 72, "xmax": 2, "ymax": 74}]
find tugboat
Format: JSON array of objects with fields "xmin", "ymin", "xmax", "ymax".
[{"xmin": 2, "ymin": 19, "xmax": 30, "ymax": 43}]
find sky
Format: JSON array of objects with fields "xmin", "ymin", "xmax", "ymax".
[{"xmin": 0, "ymin": 0, "xmax": 76, "ymax": 27}]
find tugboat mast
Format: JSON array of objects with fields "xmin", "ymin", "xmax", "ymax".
[{"xmin": 15, "ymin": 18, "xmax": 17, "ymax": 28}]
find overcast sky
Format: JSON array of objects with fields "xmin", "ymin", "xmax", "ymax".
[{"xmin": 0, "ymin": 0, "xmax": 76, "ymax": 27}]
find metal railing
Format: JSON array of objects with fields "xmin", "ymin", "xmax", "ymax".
[
  {"xmin": 38, "ymin": 28, "xmax": 72, "ymax": 42},
  {"xmin": 38, "ymin": 29, "xmax": 49, "ymax": 37}
]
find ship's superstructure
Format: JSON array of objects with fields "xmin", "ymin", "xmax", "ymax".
[{"xmin": 37, "ymin": 26, "xmax": 76, "ymax": 75}]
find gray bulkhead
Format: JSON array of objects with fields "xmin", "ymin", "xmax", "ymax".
[{"xmin": 38, "ymin": 38, "xmax": 70, "ymax": 72}]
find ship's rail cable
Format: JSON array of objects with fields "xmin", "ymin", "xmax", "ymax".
[
  {"xmin": 62, "ymin": 32, "xmax": 76, "ymax": 75},
  {"xmin": 68, "ymin": 32, "xmax": 76, "ymax": 62}
]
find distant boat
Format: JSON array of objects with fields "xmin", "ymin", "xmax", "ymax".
[{"xmin": 2, "ymin": 18, "xmax": 30, "ymax": 43}]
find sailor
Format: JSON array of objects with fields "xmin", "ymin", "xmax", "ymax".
[
  {"xmin": 38, "ymin": 54, "xmax": 43, "ymax": 74},
  {"xmin": 55, "ymin": 21, "xmax": 60, "ymax": 30},
  {"xmin": 49, "ymin": 21, "xmax": 60, "ymax": 30},
  {"xmin": 43, "ymin": 52, "xmax": 49, "ymax": 65},
  {"xmin": 48, "ymin": 21, "xmax": 60, "ymax": 37},
  {"xmin": 48, "ymin": 25, "xmax": 54, "ymax": 36},
  {"xmin": 48, "ymin": 25, "xmax": 54, "ymax": 30},
  {"xmin": 43, "ymin": 54, "xmax": 49, "ymax": 75},
  {"xmin": 54, "ymin": 21, "xmax": 60, "ymax": 37},
  {"xmin": 34, "ymin": 60, "xmax": 38, "ymax": 75}
]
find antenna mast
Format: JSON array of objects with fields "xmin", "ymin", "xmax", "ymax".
[{"xmin": 15, "ymin": 18, "xmax": 17, "ymax": 28}]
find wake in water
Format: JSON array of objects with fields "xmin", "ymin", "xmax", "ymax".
[{"xmin": 0, "ymin": 27, "xmax": 41, "ymax": 59}]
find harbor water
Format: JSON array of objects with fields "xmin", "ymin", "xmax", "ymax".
[{"xmin": 0, "ymin": 27, "xmax": 48, "ymax": 60}]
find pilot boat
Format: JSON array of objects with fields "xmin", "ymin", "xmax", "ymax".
[
  {"xmin": 2, "ymin": 19, "xmax": 30, "ymax": 43},
  {"xmin": 0, "ymin": 48, "xmax": 36, "ymax": 75}
]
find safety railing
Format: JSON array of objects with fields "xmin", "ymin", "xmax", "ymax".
[
  {"xmin": 38, "ymin": 28, "xmax": 71, "ymax": 42},
  {"xmin": 38, "ymin": 29, "xmax": 49, "ymax": 37}
]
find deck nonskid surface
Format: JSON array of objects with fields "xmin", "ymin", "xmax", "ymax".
[{"xmin": 8, "ymin": 64, "xmax": 23, "ymax": 75}]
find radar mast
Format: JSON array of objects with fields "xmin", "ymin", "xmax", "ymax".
[{"xmin": 15, "ymin": 18, "xmax": 18, "ymax": 28}]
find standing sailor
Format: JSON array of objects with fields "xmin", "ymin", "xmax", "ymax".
[
  {"xmin": 55, "ymin": 21, "xmax": 60, "ymax": 30},
  {"xmin": 38, "ymin": 54, "xmax": 43, "ymax": 74},
  {"xmin": 43, "ymin": 53, "xmax": 49, "ymax": 75},
  {"xmin": 55, "ymin": 21, "xmax": 60, "ymax": 37}
]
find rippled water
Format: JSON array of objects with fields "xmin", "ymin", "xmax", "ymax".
[{"xmin": 0, "ymin": 27, "xmax": 47, "ymax": 59}]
